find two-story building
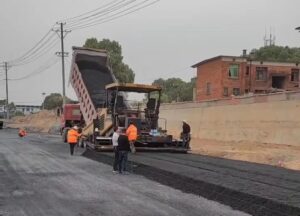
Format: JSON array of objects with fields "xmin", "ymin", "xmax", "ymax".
[{"xmin": 192, "ymin": 55, "xmax": 300, "ymax": 101}]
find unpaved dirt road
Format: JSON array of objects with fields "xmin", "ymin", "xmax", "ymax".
[{"xmin": 0, "ymin": 129, "xmax": 249, "ymax": 216}]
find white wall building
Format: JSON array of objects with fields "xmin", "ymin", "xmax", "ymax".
[{"xmin": 16, "ymin": 105, "xmax": 41, "ymax": 115}]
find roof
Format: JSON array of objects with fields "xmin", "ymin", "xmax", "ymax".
[
  {"xmin": 191, "ymin": 55, "xmax": 246, "ymax": 68},
  {"xmin": 105, "ymin": 83, "xmax": 162, "ymax": 93}
]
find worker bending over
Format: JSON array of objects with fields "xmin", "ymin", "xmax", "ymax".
[{"xmin": 18, "ymin": 128, "xmax": 27, "ymax": 137}]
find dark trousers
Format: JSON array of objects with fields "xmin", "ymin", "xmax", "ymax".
[
  {"xmin": 69, "ymin": 143, "xmax": 76, "ymax": 155},
  {"xmin": 118, "ymin": 151, "xmax": 128, "ymax": 173},
  {"xmin": 113, "ymin": 147, "xmax": 119, "ymax": 171},
  {"xmin": 182, "ymin": 133, "xmax": 191, "ymax": 148}
]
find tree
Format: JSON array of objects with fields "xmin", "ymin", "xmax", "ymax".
[
  {"xmin": 0, "ymin": 99, "xmax": 15, "ymax": 112},
  {"xmin": 152, "ymin": 77, "xmax": 196, "ymax": 103},
  {"xmin": 84, "ymin": 38, "xmax": 135, "ymax": 83},
  {"xmin": 0, "ymin": 99, "xmax": 5, "ymax": 105},
  {"xmin": 43, "ymin": 93, "xmax": 75, "ymax": 109},
  {"xmin": 248, "ymin": 46, "xmax": 300, "ymax": 63},
  {"xmin": 43, "ymin": 93, "xmax": 63, "ymax": 110}
]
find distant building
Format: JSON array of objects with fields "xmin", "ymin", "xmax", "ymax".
[
  {"xmin": 192, "ymin": 55, "xmax": 300, "ymax": 101},
  {"xmin": 0, "ymin": 105, "xmax": 5, "ymax": 118},
  {"xmin": 16, "ymin": 105, "xmax": 41, "ymax": 115}
]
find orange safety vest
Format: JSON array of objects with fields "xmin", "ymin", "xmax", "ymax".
[
  {"xmin": 67, "ymin": 129, "xmax": 80, "ymax": 144},
  {"xmin": 18, "ymin": 129, "xmax": 26, "ymax": 137},
  {"xmin": 126, "ymin": 124, "xmax": 137, "ymax": 141}
]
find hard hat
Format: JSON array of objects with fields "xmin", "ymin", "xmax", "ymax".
[
  {"xmin": 182, "ymin": 120, "xmax": 187, "ymax": 123},
  {"xmin": 73, "ymin": 126, "xmax": 79, "ymax": 130}
]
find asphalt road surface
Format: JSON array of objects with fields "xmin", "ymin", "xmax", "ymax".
[{"xmin": 0, "ymin": 129, "xmax": 249, "ymax": 216}]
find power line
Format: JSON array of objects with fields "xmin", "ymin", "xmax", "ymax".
[
  {"xmin": 65, "ymin": 0, "xmax": 137, "ymax": 28},
  {"xmin": 10, "ymin": 36, "xmax": 59, "ymax": 67},
  {"xmin": 67, "ymin": 0, "xmax": 160, "ymax": 31},
  {"xmin": 9, "ymin": 57, "xmax": 59, "ymax": 81},
  {"xmin": 7, "ymin": 28, "xmax": 55, "ymax": 65},
  {"xmin": 58, "ymin": 0, "xmax": 125, "ymax": 23},
  {"xmin": 4, "ymin": 0, "xmax": 159, "ymax": 67}
]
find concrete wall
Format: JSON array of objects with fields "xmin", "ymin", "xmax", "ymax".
[{"xmin": 159, "ymin": 91, "xmax": 300, "ymax": 146}]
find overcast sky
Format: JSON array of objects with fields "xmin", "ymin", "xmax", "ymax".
[{"xmin": 0, "ymin": 0, "xmax": 299, "ymax": 105}]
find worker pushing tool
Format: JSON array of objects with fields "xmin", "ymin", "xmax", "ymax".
[{"xmin": 67, "ymin": 126, "xmax": 81, "ymax": 155}]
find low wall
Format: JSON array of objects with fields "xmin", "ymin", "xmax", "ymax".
[{"xmin": 159, "ymin": 91, "xmax": 300, "ymax": 146}]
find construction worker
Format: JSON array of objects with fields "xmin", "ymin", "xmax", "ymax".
[
  {"xmin": 126, "ymin": 121, "xmax": 137, "ymax": 153},
  {"xmin": 117, "ymin": 132, "xmax": 130, "ymax": 174},
  {"xmin": 112, "ymin": 126, "xmax": 120, "ymax": 173},
  {"xmin": 67, "ymin": 125, "xmax": 81, "ymax": 155},
  {"xmin": 181, "ymin": 120, "xmax": 191, "ymax": 149},
  {"xmin": 18, "ymin": 128, "xmax": 27, "ymax": 137}
]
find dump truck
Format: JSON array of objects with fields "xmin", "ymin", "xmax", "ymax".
[{"xmin": 69, "ymin": 47, "xmax": 187, "ymax": 152}]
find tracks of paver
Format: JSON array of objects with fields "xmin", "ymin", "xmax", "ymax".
[{"xmin": 83, "ymin": 150, "xmax": 300, "ymax": 216}]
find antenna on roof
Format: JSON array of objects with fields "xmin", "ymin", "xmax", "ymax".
[{"xmin": 263, "ymin": 26, "xmax": 276, "ymax": 47}]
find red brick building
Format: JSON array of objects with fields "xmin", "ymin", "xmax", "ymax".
[{"xmin": 192, "ymin": 56, "xmax": 300, "ymax": 101}]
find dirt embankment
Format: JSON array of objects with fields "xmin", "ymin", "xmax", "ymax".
[
  {"xmin": 7, "ymin": 110, "xmax": 60, "ymax": 133},
  {"xmin": 191, "ymin": 138, "xmax": 300, "ymax": 171}
]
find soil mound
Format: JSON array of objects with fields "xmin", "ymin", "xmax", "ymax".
[{"xmin": 7, "ymin": 110, "xmax": 60, "ymax": 133}]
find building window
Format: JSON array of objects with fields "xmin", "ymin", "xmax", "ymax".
[
  {"xmin": 232, "ymin": 88, "xmax": 240, "ymax": 96},
  {"xmin": 254, "ymin": 89, "xmax": 266, "ymax": 94},
  {"xmin": 223, "ymin": 87, "xmax": 229, "ymax": 96},
  {"xmin": 256, "ymin": 67, "xmax": 268, "ymax": 81},
  {"xmin": 245, "ymin": 89, "xmax": 249, "ymax": 94},
  {"xmin": 206, "ymin": 82, "xmax": 211, "ymax": 95},
  {"xmin": 291, "ymin": 69, "xmax": 299, "ymax": 82},
  {"xmin": 246, "ymin": 66, "xmax": 250, "ymax": 76},
  {"xmin": 228, "ymin": 65, "xmax": 239, "ymax": 78}
]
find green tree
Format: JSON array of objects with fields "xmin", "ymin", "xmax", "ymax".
[
  {"xmin": 43, "ymin": 93, "xmax": 63, "ymax": 110},
  {"xmin": 84, "ymin": 38, "xmax": 135, "ymax": 83},
  {"xmin": 0, "ymin": 100, "xmax": 15, "ymax": 112},
  {"xmin": 43, "ymin": 93, "xmax": 75, "ymax": 109},
  {"xmin": 248, "ymin": 46, "xmax": 300, "ymax": 63},
  {"xmin": 152, "ymin": 77, "xmax": 196, "ymax": 103}
]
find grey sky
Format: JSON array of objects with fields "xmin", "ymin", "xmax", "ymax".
[{"xmin": 0, "ymin": 0, "xmax": 299, "ymax": 105}]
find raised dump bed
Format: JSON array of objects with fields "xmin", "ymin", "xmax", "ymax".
[{"xmin": 70, "ymin": 47, "xmax": 117, "ymax": 126}]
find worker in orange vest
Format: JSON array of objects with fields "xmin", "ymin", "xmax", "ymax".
[
  {"xmin": 126, "ymin": 121, "xmax": 137, "ymax": 153},
  {"xmin": 18, "ymin": 128, "xmax": 27, "ymax": 137},
  {"xmin": 67, "ymin": 125, "xmax": 81, "ymax": 155}
]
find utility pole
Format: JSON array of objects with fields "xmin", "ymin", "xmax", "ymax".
[
  {"xmin": 4, "ymin": 62, "xmax": 9, "ymax": 119},
  {"xmin": 60, "ymin": 23, "xmax": 66, "ymax": 105},
  {"xmin": 54, "ymin": 22, "xmax": 70, "ymax": 106}
]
